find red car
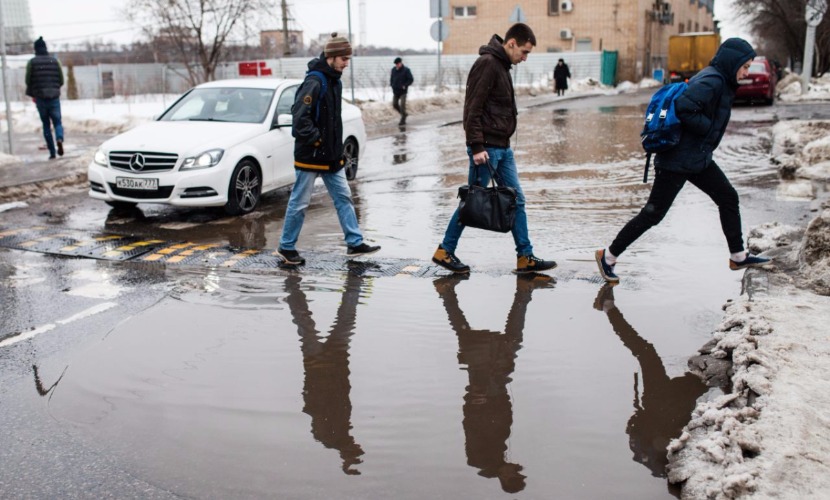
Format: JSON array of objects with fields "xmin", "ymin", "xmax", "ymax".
[{"xmin": 736, "ymin": 57, "xmax": 778, "ymax": 105}]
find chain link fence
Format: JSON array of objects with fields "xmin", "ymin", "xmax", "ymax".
[{"xmin": 1, "ymin": 52, "xmax": 602, "ymax": 102}]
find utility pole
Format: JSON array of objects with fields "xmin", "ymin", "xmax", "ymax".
[
  {"xmin": 281, "ymin": 0, "xmax": 291, "ymax": 56},
  {"xmin": 0, "ymin": 2, "xmax": 13, "ymax": 155},
  {"xmin": 347, "ymin": 0, "xmax": 355, "ymax": 103},
  {"xmin": 802, "ymin": 0, "xmax": 827, "ymax": 95}
]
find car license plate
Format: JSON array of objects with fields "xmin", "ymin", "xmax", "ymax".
[
  {"xmin": 116, "ymin": 177, "xmax": 159, "ymax": 190},
  {"xmin": 738, "ymin": 78, "xmax": 752, "ymax": 85}
]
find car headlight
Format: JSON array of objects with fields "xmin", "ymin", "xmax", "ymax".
[
  {"xmin": 181, "ymin": 149, "xmax": 224, "ymax": 170},
  {"xmin": 94, "ymin": 149, "xmax": 108, "ymax": 167}
]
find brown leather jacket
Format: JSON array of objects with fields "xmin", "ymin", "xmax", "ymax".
[{"xmin": 463, "ymin": 35, "xmax": 517, "ymax": 154}]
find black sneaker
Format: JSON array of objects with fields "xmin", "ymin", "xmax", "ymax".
[
  {"xmin": 515, "ymin": 254, "xmax": 557, "ymax": 274},
  {"xmin": 432, "ymin": 245, "xmax": 470, "ymax": 274},
  {"xmin": 57, "ymin": 140, "xmax": 64, "ymax": 156},
  {"xmin": 277, "ymin": 248, "xmax": 305, "ymax": 265},
  {"xmin": 347, "ymin": 242, "xmax": 381, "ymax": 257},
  {"xmin": 595, "ymin": 249, "xmax": 619, "ymax": 283},
  {"xmin": 729, "ymin": 253, "xmax": 771, "ymax": 270}
]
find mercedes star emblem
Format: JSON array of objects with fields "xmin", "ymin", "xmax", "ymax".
[{"xmin": 129, "ymin": 153, "xmax": 146, "ymax": 171}]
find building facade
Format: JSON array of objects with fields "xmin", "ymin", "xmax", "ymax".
[
  {"xmin": 1, "ymin": 0, "xmax": 33, "ymax": 54},
  {"xmin": 441, "ymin": 0, "xmax": 715, "ymax": 82}
]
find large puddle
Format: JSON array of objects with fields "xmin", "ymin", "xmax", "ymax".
[{"xmin": 46, "ymin": 99, "xmax": 810, "ymax": 498}]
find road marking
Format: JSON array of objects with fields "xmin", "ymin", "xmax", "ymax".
[{"xmin": 0, "ymin": 302, "xmax": 117, "ymax": 349}]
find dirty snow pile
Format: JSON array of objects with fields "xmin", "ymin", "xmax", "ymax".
[
  {"xmin": 666, "ymin": 121, "xmax": 830, "ymax": 499},
  {"xmin": 770, "ymin": 120, "xmax": 830, "ymax": 182},
  {"xmin": 778, "ymin": 72, "xmax": 830, "ymax": 102}
]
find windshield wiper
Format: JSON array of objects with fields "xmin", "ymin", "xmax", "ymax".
[{"xmin": 187, "ymin": 117, "xmax": 231, "ymax": 122}]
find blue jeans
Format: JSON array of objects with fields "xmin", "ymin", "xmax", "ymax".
[
  {"xmin": 35, "ymin": 97, "xmax": 64, "ymax": 157},
  {"xmin": 279, "ymin": 169, "xmax": 364, "ymax": 250},
  {"xmin": 441, "ymin": 147, "xmax": 533, "ymax": 256}
]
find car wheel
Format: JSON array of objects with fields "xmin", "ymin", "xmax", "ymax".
[
  {"xmin": 224, "ymin": 159, "xmax": 261, "ymax": 216},
  {"xmin": 343, "ymin": 137, "xmax": 359, "ymax": 181},
  {"xmin": 106, "ymin": 200, "xmax": 138, "ymax": 210}
]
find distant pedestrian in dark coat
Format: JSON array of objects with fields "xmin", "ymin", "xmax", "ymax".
[
  {"xmin": 390, "ymin": 57, "xmax": 414, "ymax": 125},
  {"xmin": 553, "ymin": 58, "xmax": 571, "ymax": 96},
  {"xmin": 25, "ymin": 37, "xmax": 64, "ymax": 159},
  {"xmin": 595, "ymin": 38, "xmax": 771, "ymax": 284}
]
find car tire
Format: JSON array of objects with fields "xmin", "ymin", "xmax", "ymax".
[
  {"xmin": 343, "ymin": 137, "xmax": 359, "ymax": 181},
  {"xmin": 224, "ymin": 159, "xmax": 261, "ymax": 216},
  {"xmin": 106, "ymin": 200, "xmax": 138, "ymax": 210}
]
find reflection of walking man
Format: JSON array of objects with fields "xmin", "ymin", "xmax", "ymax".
[
  {"xmin": 431, "ymin": 23, "xmax": 557, "ymax": 275},
  {"xmin": 390, "ymin": 57, "xmax": 413, "ymax": 125},
  {"xmin": 593, "ymin": 285, "xmax": 707, "ymax": 477},
  {"xmin": 26, "ymin": 37, "xmax": 64, "ymax": 160},
  {"xmin": 284, "ymin": 272, "xmax": 367, "ymax": 475},
  {"xmin": 434, "ymin": 273, "xmax": 554, "ymax": 493}
]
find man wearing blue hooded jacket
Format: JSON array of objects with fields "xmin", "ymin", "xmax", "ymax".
[{"xmin": 595, "ymin": 38, "xmax": 771, "ymax": 283}]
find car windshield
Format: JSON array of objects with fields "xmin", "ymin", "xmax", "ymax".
[
  {"xmin": 160, "ymin": 87, "xmax": 276, "ymax": 123},
  {"xmin": 749, "ymin": 62, "xmax": 767, "ymax": 74}
]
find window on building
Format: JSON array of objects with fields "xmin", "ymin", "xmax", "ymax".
[
  {"xmin": 548, "ymin": 0, "xmax": 559, "ymax": 15},
  {"xmin": 679, "ymin": 23, "xmax": 685, "ymax": 34},
  {"xmin": 694, "ymin": 22, "xmax": 699, "ymax": 31},
  {"xmin": 454, "ymin": 6, "xmax": 477, "ymax": 18},
  {"xmin": 687, "ymin": 20, "xmax": 692, "ymax": 32}
]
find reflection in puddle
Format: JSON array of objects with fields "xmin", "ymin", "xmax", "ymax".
[
  {"xmin": 434, "ymin": 273, "xmax": 555, "ymax": 493},
  {"xmin": 593, "ymin": 284, "xmax": 707, "ymax": 482},
  {"xmin": 285, "ymin": 273, "xmax": 366, "ymax": 475}
]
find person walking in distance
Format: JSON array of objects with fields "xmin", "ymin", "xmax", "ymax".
[
  {"xmin": 390, "ymin": 57, "xmax": 414, "ymax": 125},
  {"xmin": 595, "ymin": 38, "xmax": 771, "ymax": 283},
  {"xmin": 553, "ymin": 58, "xmax": 571, "ymax": 96},
  {"xmin": 431, "ymin": 23, "xmax": 557, "ymax": 275},
  {"xmin": 278, "ymin": 33, "xmax": 380, "ymax": 265},
  {"xmin": 26, "ymin": 37, "xmax": 64, "ymax": 160}
]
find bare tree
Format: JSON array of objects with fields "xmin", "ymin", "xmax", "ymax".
[
  {"xmin": 125, "ymin": 0, "xmax": 275, "ymax": 86},
  {"xmin": 732, "ymin": 0, "xmax": 829, "ymax": 75}
]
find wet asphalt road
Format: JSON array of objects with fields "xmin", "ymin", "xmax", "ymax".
[{"xmin": 1, "ymin": 91, "xmax": 828, "ymax": 499}]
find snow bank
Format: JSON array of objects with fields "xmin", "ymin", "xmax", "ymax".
[
  {"xmin": 771, "ymin": 120, "xmax": 830, "ymax": 181},
  {"xmin": 778, "ymin": 73, "xmax": 830, "ymax": 102},
  {"xmin": 668, "ymin": 120, "xmax": 830, "ymax": 499}
]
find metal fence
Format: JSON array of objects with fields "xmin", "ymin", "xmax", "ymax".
[{"xmin": 1, "ymin": 52, "xmax": 602, "ymax": 101}]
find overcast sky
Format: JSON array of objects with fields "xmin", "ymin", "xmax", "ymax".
[{"xmin": 27, "ymin": 0, "xmax": 751, "ymax": 51}]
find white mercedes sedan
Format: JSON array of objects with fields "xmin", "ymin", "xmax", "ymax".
[{"xmin": 87, "ymin": 78, "xmax": 366, "ymax": 215}]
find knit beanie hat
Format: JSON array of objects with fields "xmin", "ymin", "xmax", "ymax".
[
  {"xmin": 324, "ymin": 33, "xmax": 352, "ymax": 58},
  {"xmin": 34, "ymin": 37, "xmax": 47, "ymax": 54}
]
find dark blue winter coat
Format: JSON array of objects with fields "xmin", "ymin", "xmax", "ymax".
[
  {"xmin": 291, "ymin": 55, "xmax": 345, "ymax": 173},
  {"xmin": 654, "ymin": 38, "xmax": 756, "ymax": 174}
]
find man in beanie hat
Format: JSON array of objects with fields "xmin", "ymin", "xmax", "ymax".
[
  {"xmin": 26, "ymin": 37, "xmax": 65, "ymax": 160},
  {"xmin": 278, "ymin": 33, "xmax": 380, "ymax": 266},
  {"xmin": 595, "ymin": 38, "xmax": 771, "ymax": 283},
  {"xmin": 390, "ymin": 57, "xmax": 413, "ymax": 125}
]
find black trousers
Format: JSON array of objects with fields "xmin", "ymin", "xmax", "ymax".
[{"xmin": 609, "ymin": 161, "xmax": 745, "ymax": 257}]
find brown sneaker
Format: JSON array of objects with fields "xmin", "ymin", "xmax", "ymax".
[
  {"xmin": 432, "ymin": 245, "xmax": 470, "ymax": 274},
  {"xmin": 515, "ymin": 254, "xmax": 557, "ymax": 274}
]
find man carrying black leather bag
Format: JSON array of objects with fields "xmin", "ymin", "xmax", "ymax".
[
  {"xmin": 457, "ymin": 161, "xmax": 517, "ymax": 233},
  {"xmin": 431, "ymin": 23, "xmax": 557, "ymax": 275}
]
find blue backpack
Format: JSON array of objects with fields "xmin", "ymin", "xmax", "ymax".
[{"xmin": 640, "ymin": 82, "xmax": 688, "ymax": 182}]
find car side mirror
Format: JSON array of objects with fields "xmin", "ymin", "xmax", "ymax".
[{"xmin": 272, "ymin": 114, "xmax": 292, "ymax": 129}]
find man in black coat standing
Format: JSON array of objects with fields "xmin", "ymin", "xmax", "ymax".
[
  {"xmin": 553, "ymin": 58, "xmax": 570, "ymax": 96},
  {"xmin": 25, "ymin": 37, "xmax": 64, "ymax": 160},
  {"xmin": 390, "ymin": 57, "xmax": 413, "ymax": 125},
  {"xmin": 595, "ymin": 38, "xmax": 771, "ymax": 283}
]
